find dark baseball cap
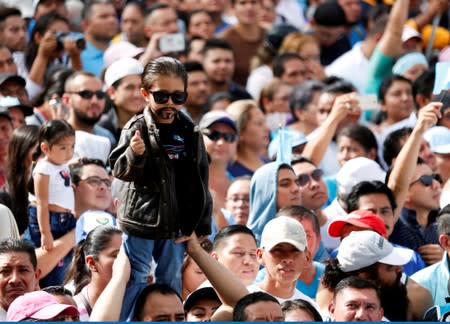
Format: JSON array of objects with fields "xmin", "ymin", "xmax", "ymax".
[
  {"xmin": 314, "ymin": 2, "xmax": 347, "ymax": 27},
  {"xmin": 0, "ymin": 73, "xmax": 26, "ymax": 87},
  {"xmin": 199, "ymin": 111, "xmax": 238, "ymax": 133},
  {"xmin": 183, "ymin": 287, "xmax": 221, "ymax": 312}
]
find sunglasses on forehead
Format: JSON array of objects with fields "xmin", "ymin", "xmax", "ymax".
[
  {"xmin": 149, "ymin": 90, "xmax": 188, "ymax": 105},
  {"xmin": 297, "ymin": 169, "xmax": 323, "ymax": 187},
  {"xmin": 410, "ymin": 173, "xmax": 442, "ymax": 187}
]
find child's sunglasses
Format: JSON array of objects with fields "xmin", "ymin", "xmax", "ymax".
[{"xmin": 149, "ymin": 90, "xmax": 188, "ymax": 105}]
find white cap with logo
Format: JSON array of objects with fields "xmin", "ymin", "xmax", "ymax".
[{"xmin": 337, "ymin": 230, "xmax": 414, "ymax": 272}]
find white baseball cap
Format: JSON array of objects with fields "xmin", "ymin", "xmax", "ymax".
[
  {"xmin": 337, "ymin": 230, "xmax": 414, "ymax": 272},
  {"xmin": 104, "ymin": 57, "xmax": 144, "ymax": 87},
  {"xmin": 424, "ymin": 126, "xmax": 450, "ymax": 154},
  {"xmin": 336, "ymin": 157, "xmax": 386, "ymax": 197},
  {"xmin": 261, "ymin": 216, "xmax": 307, "ymax": 251}
]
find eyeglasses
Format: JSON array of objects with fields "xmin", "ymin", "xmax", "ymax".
[
  {"xmin": 297, "ymin": 169, "xmax": 324, "ymax": 187},
  {"xmin": 80, "ymin": 176, "xmax": 112, "ymax": 188},
  {"xmin": 204, "ymin": 130, "xmax": 237, "ymax": 143},
  {"xmin": 148, "ymin": 90, "xmax": 188, "ymax": 105},
  {"xmin": 69, "ymin": 90, "xmax": 106, "ymax": 100},
  {"xmin": 410, "ymin": 173, "xmax": 442, "ymax": 187},
  {"xmin": 227, "ymin": 195, "xmax": 249, "ymax": 204}
]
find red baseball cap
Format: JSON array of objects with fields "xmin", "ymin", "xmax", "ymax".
[{"xmin": 327, "ymin": 209, "xmax": 387, "ymax": 238}]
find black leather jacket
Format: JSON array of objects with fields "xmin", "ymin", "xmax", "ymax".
[{"xmin": 109, "ymin": 109, "xmax": 212, "ymax": 239}]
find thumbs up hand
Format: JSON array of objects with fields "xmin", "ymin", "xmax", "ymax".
[{"xmin": 130, "ymin": 130, "xmax": 145, "ymax": 156}]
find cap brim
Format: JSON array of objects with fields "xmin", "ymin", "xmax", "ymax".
[
  {"xmin": 328, "ymin": 218, "xmax": 369, "ymax": 237},
  {"xmin": 433, "ymin": 144, "xmax": 450, "ymax": 154},
  {"xmin": 184, "ymin": 287, "xmax": 220, "ymax": 312},
  {"xmin": 264, "ymin": 239, "xmax": 306, "ymax": 252},
  {"xmin": 378, "ymin": 246, "xmax": 414, "ymax": 266},
  {"xmin": 11, "ymin": 105, "xmax": 33, "ymax": 117},
  {"xmin": 31, "ymin": 304, "xmax": 79, "ymax": 320}
]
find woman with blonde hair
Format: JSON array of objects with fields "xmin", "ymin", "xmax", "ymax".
[
  {"xmin": 279, "ymin": 33, "xmax": 325, "ymax": 81},
  {"xmin": 226, "ymin": 100, "xmax": 270, "ymax": 177}
]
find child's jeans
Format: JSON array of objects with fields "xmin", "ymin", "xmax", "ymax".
[
  {"xmin": 119, "ymin": 233, "xmax": 185, "ymax": 321},
  {"xmin": 28, "ymin": 206, "xmax": 76, "ymax": 287}
]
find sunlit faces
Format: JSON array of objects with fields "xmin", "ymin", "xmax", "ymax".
[
  {"xmin": 316, "ymin": 92, "xmax": 335, "ymax": 125},
  {"xmin": 225, "ymin": 178, "xmax": 251, "ymax": 225},
  {"xmin": 284, "ymin": 307, "xmax": 317, "ymax": 321},
  {"xmin": 375, "ymin": 263, "xmax": 403, "ymax": 288},
  {"xmin": 0, "ymin": 252, "xmax": 39, "ymax": 310},
  {"xmin": 0, "ymin": 15, "xmax": 27, "ymax": 52},
  {"xmin": 355, "ymin": 193, "xmax": 395, "ymax": 236},
  {"xmin": 108, "ymin": 74, "xmax": 145, "ymax": 115},
  {"xmin": 277, "ymin": 167, "xmax": 302, "ymax": 208},
  {"xmin": 211, "ymin": 233, "xmax": 259, "ymax": 285},
  {"xmin": 42, "ymin": 136, "xmax": 75, "ymax": 165},
  {"xmin": 406, "ymin": 163, "xmax": 441, "ymax": 211},
  {"xmin": 64, "ymin": 75, "xmax": 106, "ymax": 125},
  {"xmin": 0, "ymin": 116, "xmax": 13, "ymax": 156},
  {"xmin": 291, "ymin": 162, "xmax": 327, "ymax": 210},
  {"xmin": 88, "ymin": 233, "xmax": 122, "ymax": 288},
  {"xmin": 187, "ymin": 11, "xmax": 214, "ymax": 40},
  {"xmin": 337, "ymin": 136, "xmax": 375, "ymax": 166},
  {"xmin": 140, "ymin": 76, "xmax": 185, "ymax": 124},
  {"xmin": 85, "ymin": 3, "xmax": 118, "ymax": 41},
  {"xmin": 203, "ymin": 123, "xmax": 237, "ymax": 163},
  {"xmin": 203, "ymin": 48, "xmax": 235, "ymax": 84},
  {"xmin": 337, "ymin": 0, "xmax": 361, "ymax": 24},
  {"xmin": 120, "ymin": 3, "xmax": 146, "ymax": 46},
  {"xmin": 329, "ymin": 287, "xmax": 384, "ymax": 322},
  {"xmin": 244, "ymin": 300, "xmax": 285, "ymax": 321},
  {"xmin": 140, "ymin": 292, "xmax": 185, "ymax": 322},
  {"xmin": 257, "ymin": 243, "xmax": 307, "ymax": 285},
  {"xmin": 281, "ymin": 58, "xmax": 307, "ymax": 86},
  {"xmin": 0, "ymin": 47, "xmax": 17, "ymax": 74},
  {"xmin": 186, "ymin": 70, "xmax": 210, "ymax": 108},
  {"xmin": 380, "ymin": 80, "xmax": 414, "ymax": 124},
  {"xmin": 264, "ymin": 83, "xmax": 292, "ymax": 114},
  {"xmin": 233, "ymin": 0, "xmax": 261, "ymax": 25},
  {"xmin": 185, "ymin": 299, "xmax": 221, "ymax": 322},
  {"xmin": 182, "ymin": 259, "xmax": 207, "ymax": 296},
  {"xmin": 239, "ymin": 107, "xmax": 269, "ymax": 152},
  {"xmin": 418, "ymin": 139, "xmax": 437, "ymax": 172},
  {"xmin": 145, "ymin": 7, "xmax": 179, "ymax": 36},
  {"xmin": 7, "ymin": 107, "xmax": 25, "ymax": 129},
  {"xmin": 299, "ymin": 217, "xmax": 320, "ymax": 257},
  {"xmin": 73, "ymin": 164, "xmax": 112, "ymax": 212}
]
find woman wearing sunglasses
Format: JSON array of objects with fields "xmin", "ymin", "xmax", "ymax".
[
  {"xmin": 109, "ymin": 56, "xmax": 212, "ymax": 321},
  {"xmin": 199, "ymin": 111, "xmax": 238, "ymax": 233}
]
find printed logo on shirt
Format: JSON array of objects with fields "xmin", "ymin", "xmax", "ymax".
[{"xmin": 59, "ymin": 170, "xmax": 71, "ymax": 187}]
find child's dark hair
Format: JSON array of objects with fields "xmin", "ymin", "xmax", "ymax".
[
  {"xmin": 39, "ymin": 119, "xmax": 75, "ymax": 148},
  {"xmin": 142, "ymin": 56, "xmax": 188, "ymax": 92},
  {"xmin": 64, "ymin": 225, "xmax": 122, "ymax": 294}
]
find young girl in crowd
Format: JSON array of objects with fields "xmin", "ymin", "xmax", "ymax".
[{"xmin": 28, "ymin": 119, "xmax": 76, "ymax": 286}]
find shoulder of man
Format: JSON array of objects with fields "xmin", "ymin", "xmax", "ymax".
[{"xmin": 123, "ymin": 114, "xmax": 145, "ymax": 131}]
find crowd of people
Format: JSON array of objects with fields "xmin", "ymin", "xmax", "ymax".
[{"xmin": 0, "ymin": 0, "xmax": 449, "ymax": 321}]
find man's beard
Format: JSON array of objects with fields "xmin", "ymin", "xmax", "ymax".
[
  {"xmin": 74, "ymin": 108, "xmax": 101, "ymax": 126},
  {"xmin": 378, "ymin": 272, "xmax": 409, "ymax": 321}
]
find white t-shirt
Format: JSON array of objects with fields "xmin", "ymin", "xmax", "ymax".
[
  {"xmin": 31, "ymin": 159, "xmax": 75, "ymax": 211},
  {"xmin": 325, "ymin": 42, "xmax": 369, "ymax": 95},
  {"xmin": 0, "ymin": 305, "xmax": 6, "ymax": 321}
]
